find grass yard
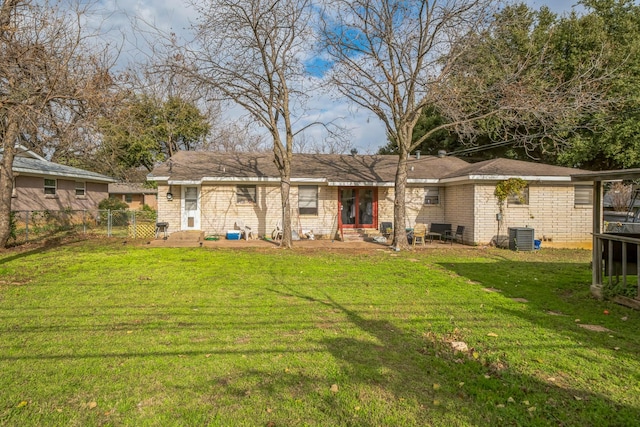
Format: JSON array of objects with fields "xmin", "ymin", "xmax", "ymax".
[{"xmin": 0, "ymin": 240, "xmax": 639, "ymax": 426}]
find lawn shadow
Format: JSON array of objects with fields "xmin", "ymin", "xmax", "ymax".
[
  {"xmin": 0, "ymin": 234, "xmax": 87, "ymax": 265},
  {"xmin": 268, "ymin": 286, "xmax": 640, "ymax": 425},
  {"xmin": 437, "ymin": 259, "xmax": 638, "ymax": 339}
]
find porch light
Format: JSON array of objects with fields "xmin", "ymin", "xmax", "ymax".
[{"xmin": 166, "ymin": 192, "xmax": 173, "ymax": 201}]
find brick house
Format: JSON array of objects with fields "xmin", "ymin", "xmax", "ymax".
[
  {"xmin": 9, "ymin": 147, "xmax": 115, "ymax": 212},
  {"xmin": 148, "ymin": 151, "xmax": 593, "ymax": 247}
]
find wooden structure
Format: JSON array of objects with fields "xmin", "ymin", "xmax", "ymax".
[{"xmin": 572, "ymin": 168, "xmax": 640, "ymax": 309}]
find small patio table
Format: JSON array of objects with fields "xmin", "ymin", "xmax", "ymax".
[{"xmin": 427, "ymin": 232, "xmax": 442, "ymax": 243}]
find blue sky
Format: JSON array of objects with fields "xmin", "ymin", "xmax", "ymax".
[{"xmin": 103, "ymin": 0, "xmax": 589, "ymax": 153}]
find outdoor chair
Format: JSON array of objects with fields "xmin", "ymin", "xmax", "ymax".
[
  {"xmin": 272, "ymin": 219, "xmax": 283, "ymax": 240},
  {"xmin": 380, "ymin": 221, "xmax": 393, "ymax": 237},
  {"xmin": 235, "ymin": 220, "xmax": 253, "ymax": 240},
  {"xmin": 412, "ymin": 223, "xmax": 427, "ymax": 246},
  {"xmin": 444, "ymin": 225, "xmax": 465, "ymax": 245}
]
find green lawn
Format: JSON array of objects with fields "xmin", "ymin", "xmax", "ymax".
[{"xmin": 0, "ymin": 240, "xmax": 638, "ymax": 426}]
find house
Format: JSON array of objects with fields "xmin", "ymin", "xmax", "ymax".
[
  {"xmin": 108, "ymin": 183, "xmax": 158, "ymax": 210},
  {"xmin": 7, "ymin": 147, "xmax": 115, "ymax": 212},
  {"xmin": 147, "ymin": 151, "xmax": 593, "ymax": 247}
]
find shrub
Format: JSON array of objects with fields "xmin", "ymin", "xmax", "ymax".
[
  {"xmin": 98, "ymin": 197, "xmax": 130, "ymax": 226},
  {"xmin": 98, "ymin": 197, "xmax": 129, "ymax": 211}
]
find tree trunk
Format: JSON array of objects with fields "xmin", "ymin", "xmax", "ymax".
[
  {"xmin": 280, "ymin": 174, "xmax": 293, "ymax": 249},
  {"xmin": 0, "ymin": 119, "xmax": 19, "ymax": 248},
  {"xmin": 392, "ymin": 152, "xmax": 409, "ymax": 249}
]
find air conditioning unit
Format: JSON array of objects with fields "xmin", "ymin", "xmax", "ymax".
[{"xmin": 508, "ymin": 227, "xmax": 535, "ymax": 251}]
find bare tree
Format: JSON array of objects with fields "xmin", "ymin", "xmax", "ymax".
[
  {"xmin": 0, "ymin": 0, "xmax": 115, "ymax": 246},
  {"xmin": 321, "ymin": 0, "xmax": 612, "ymax": 248},
  {"xmin": 166, "ymin": 0, "xmax": 316, "ymax": 248},
  {"xmin": 606, "ymin": 182, "xmax": 634, "ymax": 212},
  {"xmin": 205, "ymin": 120, "xmax": 269, "ymax": 153}
]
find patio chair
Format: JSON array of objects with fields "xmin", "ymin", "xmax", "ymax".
[
  {"xmin": 272, "ymin": 219, "xmax": 283, "ymax": 240},
  {"xmin": 443, "ymin": 225, "xmax": 465, "ymax": 245},
  {"xmin": 412, "ymin": 223, "xmax": 427, "ymax": 246},
  {"xmin": 235, "ymin": 219, "xmax": 253, "ymax": 240},
  {"xmin": 380, "ymin": 221, "xmax": 393, "ymax": 237}
]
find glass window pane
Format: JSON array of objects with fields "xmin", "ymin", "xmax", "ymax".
[
  {"xmin": 75, "ymin": 182, "xmax": 85, "ymax": 196},
  {"xmin": 44, "ymin": 179, "xmax": 56, "ymax": 195},
  {"xmin": 236, "ymin": 186, "xmax": 256, "ymax": 203},
  {"xmin": 298, "ymin": 186, "xmax": 317, "ymax": 215},
  {"xmin": 507, "ymin": 187, "xmax": 529, "ymax": 205},
  {"xmin": 424, "ymin": 187, "xmax": 439, "ymax": 205},
  {"xmin": 575, "ymin": 185, "xmax": 593, "ymax": 205},
  {"xmin": 185, "ymin": 187, "xmax": 197, "ymax": 199}
]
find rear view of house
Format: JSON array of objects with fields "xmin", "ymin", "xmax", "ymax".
[{"xmin": 148, "ymin": 151, "xmax": 593, "ymax": 248}]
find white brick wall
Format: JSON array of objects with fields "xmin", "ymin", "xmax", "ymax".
[
  {"xmin": 406, "ymin": 185, "xmax": 446, "ymax": 228},
  {"xmin": 443, "ymin": 184, "xmax": 474, "ymax": 244},
  {"xmin": 156, "ymin": 184, "xmax": 181, "ymax": 233},
  {"xmin": 158, "ymin": 181, "xmax": 592, "ymax": 247},
  {"xmin": 471, "ymin": 183, "xmax": 592, "ymax": 246}
]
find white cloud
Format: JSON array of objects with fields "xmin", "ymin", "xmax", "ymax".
[{"xmin": 92, "ymin": 0, "xmax": 584, "ymax": 154}]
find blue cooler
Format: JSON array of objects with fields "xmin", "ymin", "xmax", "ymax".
[{"xmin": 226, "ymin": 230, "xmax": 241, "ymax": 240}]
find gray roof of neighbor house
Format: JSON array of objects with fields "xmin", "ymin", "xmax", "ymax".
[
  {"xmin": 8, "ymin": 153, "xmax": 115, "ymax": 183},
  {"xmin": 109, "ymin": 182, "xmax": 158, "ymax": 194},
  {"xmin": 148, "ymin": 151, "xmax": 472, "ymax": 185},
  {"xmin": 441, "ymin": 158, "xmax": 590, "ymax": 182}
]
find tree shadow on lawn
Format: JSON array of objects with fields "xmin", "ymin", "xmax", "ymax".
[
  {"xmin": 0, "ymin": 234, "xmax": 87, "ymax": 266},
  {"xmin": 270, "ymin": 288, "xmax": 640, "ymax": 426},
  {"xmin": 437, "ymin": 260, "xmax": 639, "ymax": 341}
]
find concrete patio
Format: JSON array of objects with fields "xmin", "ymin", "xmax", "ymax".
[{"xmin": 145, "ymin": 230, "xmax": 464, "ymax": 250}]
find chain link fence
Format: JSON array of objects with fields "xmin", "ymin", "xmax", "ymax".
[{"xmin": 10, "ymin": 209, "xmax": 158, "ymax": 245}]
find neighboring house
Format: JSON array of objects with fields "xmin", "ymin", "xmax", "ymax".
[
  {"xmin": 5, "ymin": 147, "xmax": 115, "ymax": 212},
  {"xmin": 108, "ymin": 183, "xmax": 158, "ymax": 210},
  {"xmin": 147, "ymin": 151, "xmax": 593, "ymax": 247}
]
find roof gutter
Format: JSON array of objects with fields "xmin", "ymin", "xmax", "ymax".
[
  {"xmin": 327, "ymin": 181, "xmax": 394, "ymax": 187},
  {"xmin": 15, "ymin": 168, "xmax": 115, "ymax": 183}
]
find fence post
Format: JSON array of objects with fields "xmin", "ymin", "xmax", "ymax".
[
  {"xmin": 107, "ymin": 209, "xmax": 112, "ymax": 237},
  {"xmin": 83, "ymin": 210, "xmax": 87, "ymax": 234},
  {"xmin": 132, "ymin": 211, "xmax": 137, "ymax": 239},
  {"xmin": 25, "ymin": 211, "xmax": 29, "ymax": 242}
]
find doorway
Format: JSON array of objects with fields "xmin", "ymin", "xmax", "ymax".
[
  {"xmin": 339, "ymin": 187, "xmax": 377, "ymax": 228},
  {"xmin": 181, "ymin": 186, "xmax": 200, "ymax": 230}
]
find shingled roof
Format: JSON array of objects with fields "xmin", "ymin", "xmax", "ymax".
[
  {"xmin": 9, "ymin": 155, "xmax": 114, "ymax": 183},
  {"xmin": 148, "ymin": 151, "xmax": 471, "ymax": 185},
  {"xmin": 441, "ymin": 158, "xmax": 589, "ymax": 181},
  {"xmin": 109, "ymin": 182, "xmax": 158, "ymax": 194},
  {"xmin": 148, "ymin": 151, "xmax": 591, "ymax": 184}
]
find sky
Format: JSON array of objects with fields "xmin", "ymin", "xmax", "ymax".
[{"xmin": 98, "ymin": 0, "xmax": 588, "ymax": 154}]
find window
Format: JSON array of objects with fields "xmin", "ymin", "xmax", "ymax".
[
  {"xmin": 507, "ymin": 186, "xmax": 529, "ymax": 205},
  {"xmin": 236, "ymin": 185, "xmax": 256, "ymax": 204},
  {"xmin": 125, "ymin": 194, "xmax": 133, "ymax": 203},
  {"xmin": 424, "ymin": 187, "xmax": 440, "ymax": 205},
  {"xmin": 298, "ymin": 185, "xmax": 318, "ymax": 215},
  {"xmin": 575, "ymin": 185, "xmax": 593, "ymax": 206},
  {"xmin": 75, "ymin": 181, "xmax": 86, "ymax": 197},
  {"xmin": 44, "ymin": 178, "xmax": 56, "ymax": 196}
]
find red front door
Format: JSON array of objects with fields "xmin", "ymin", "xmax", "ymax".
[{"xmin": 339, "ymin": 187, "xmax": 377, "ymax": 228}]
